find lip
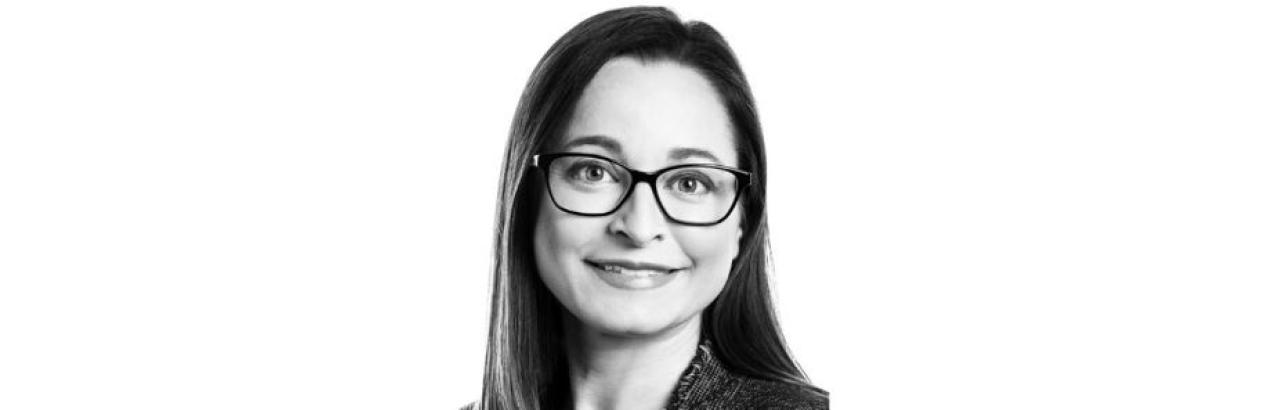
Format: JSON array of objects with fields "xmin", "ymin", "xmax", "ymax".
[
  {"xmin": 584, "ymin": 259, "xmax": 685, "ymax": 290},
  {"xmin": 585, "ymin": 258, "xmax": 684, "ymax": 272}
]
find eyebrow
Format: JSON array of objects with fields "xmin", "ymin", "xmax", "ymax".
[
  {"xmin": 561, "ymin": 135, "xmax": 621, "ymax": 156},
  {"xmin": 668, "ymin": 147, "xmax": 721, "ymax": 164},
  {"xmin": 561, "ymin": 135, "xmax": 723, "ymax": 164}
]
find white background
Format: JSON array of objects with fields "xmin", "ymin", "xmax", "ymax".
[{"xmin": 2, "ymin": 1, "xmax": 1277, "ymax": 409}]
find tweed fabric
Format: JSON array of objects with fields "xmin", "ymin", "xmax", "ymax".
[
  {"xmin": 664, "ymin": 339, "xmax": 829, "ymax": 409},
  {"xmin": 463, "ymin": 339, "xmax": 829, "ymax": 409}
]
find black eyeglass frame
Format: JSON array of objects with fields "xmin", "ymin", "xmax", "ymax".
[{"xmin": 531, "ymin": 152, "xmax": 753, "ymax": 226}]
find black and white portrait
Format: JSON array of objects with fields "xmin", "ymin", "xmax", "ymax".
[
  {"xmin": 1, "ymin": 1, "xmax": 1276, "ymax": 409},
  {"xmin": 471, "ymin": 6, "xmax": 827, "ymax": 409}
]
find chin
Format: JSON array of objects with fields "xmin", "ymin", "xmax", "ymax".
[
  {"xmin": 592, "ymin": 319, "xmax": 671, "ymax": 337},
  {"xmin": 578, "ymin": 305, "xmax": 692, "ymax": 338}
]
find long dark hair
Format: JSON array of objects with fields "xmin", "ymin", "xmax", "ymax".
[{"xmin": 480, "ymin": 6, "xmax": 810, "ymax": 409}]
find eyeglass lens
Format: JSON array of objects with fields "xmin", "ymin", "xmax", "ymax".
[{"xmin": 545, "ymin": 155, "xmax": 741, "ymax": 224}]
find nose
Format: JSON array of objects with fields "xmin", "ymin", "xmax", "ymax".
[{"xmin": 608, "ymin": 182, "xmax": 669, "ymax": 246}]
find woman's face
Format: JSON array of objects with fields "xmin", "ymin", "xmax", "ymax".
[{"xmin": 534, "ymin": 57, "xmax": 743, "ymax": 337}]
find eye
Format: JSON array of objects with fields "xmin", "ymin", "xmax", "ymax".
[
  {"xmin": 676, "ymin": 177, "xmax": 704, "ymax": 193},
  {"xmin": 578, "ymin": 164, "xmax": 608, "ymax": 182},
  {"xmin": 667, "ymin": 172, "xmax": 713, "ymax": 195},
  {"xmin": 565, "ymin": 159, "xmax": 620, "ymax": 183}
]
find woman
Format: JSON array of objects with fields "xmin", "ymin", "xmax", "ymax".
[{"xmin": 474, "ymin": 6, "xmax": 828, "ymax": 409}]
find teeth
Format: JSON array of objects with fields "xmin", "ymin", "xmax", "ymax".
[{"xmin": 597, "ymin": 264, "xmax": 669, "ymax": 276}]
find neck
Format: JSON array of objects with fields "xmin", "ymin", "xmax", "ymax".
[{"xmin": 562, "ymin": 315, "xmax": 701, "ymax": 410}]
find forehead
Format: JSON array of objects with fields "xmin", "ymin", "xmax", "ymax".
[{"xmin": 559, "ymin": 57, "xmax": 737, "ymax": 167}]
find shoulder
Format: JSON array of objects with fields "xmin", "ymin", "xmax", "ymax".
[
  {"xmin": 721, "ymin": 375, "xmax": 829, "ymax": 409},
  {"xmin": 681, "ymin": 367, "xmax": 828, "ymax": 409},
  {"xmin": 670, "ymin": 340, "xmax": 829, "ymax": 409}
]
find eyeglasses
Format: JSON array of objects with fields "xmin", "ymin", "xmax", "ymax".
[{"xmin": 532, "ymin": 153, "xmax": 752, "ymax": 226}]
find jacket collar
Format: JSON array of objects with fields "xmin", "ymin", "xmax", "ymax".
[{"xmin": 665, "ymin": 338, "xmax": 731, "ymax": 409}]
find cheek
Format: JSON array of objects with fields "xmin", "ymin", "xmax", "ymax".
[
  {"xmin": 535, "ymin": 202, "xmax": 569, "ymax": 271},
  {"xmin": 533, "ymin": 195, "xmax": 601, "ymax": 281},
  {"xmin": 679, "ymin": 215, "xmax": 743, "ymax": 274}
]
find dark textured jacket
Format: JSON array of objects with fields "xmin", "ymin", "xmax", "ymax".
[
  {"xmin": 664, "ymin": 340, "xmax": 828, "ymax": 409},
  {"xmin": 465, "ymin": 340, "xmax": 829, "ymax": 409}
]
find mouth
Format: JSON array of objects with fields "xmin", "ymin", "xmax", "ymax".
[
  {"xmin": 584, "ymin": 259, "xmax": 685, "ymax": 276},
  {"xmin": 584, "ymin": 258, "xmax": 685, "ymax": 290}
]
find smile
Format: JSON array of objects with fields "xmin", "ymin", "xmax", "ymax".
[
  {"xmin": 585, "ymin": 259, "xmax": 682, "ymax": 275},
  {"xmin": 584, "ymin": 259, "xmax": 685, "ymax": 290}
]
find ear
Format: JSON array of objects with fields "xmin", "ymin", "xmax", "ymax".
[
  {"xmin": 730, "ymin": 222, "xmax": 744, "ymax": 267},
  {"xmin": 736, "ymin": 206, "xmax": 745, "ymax": 242}
]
